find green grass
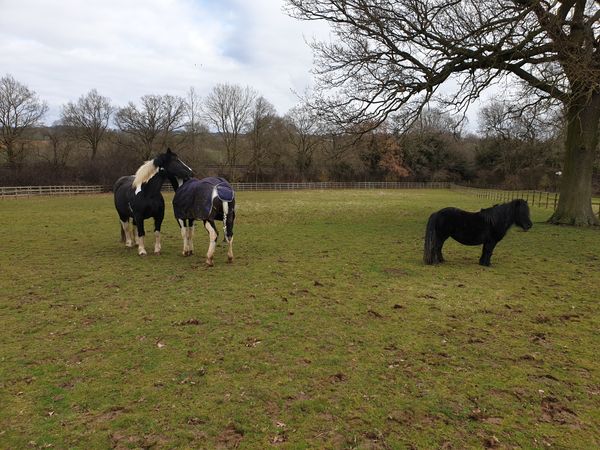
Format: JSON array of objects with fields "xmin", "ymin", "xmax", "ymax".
[{"xmin": 0, "ymin": 189, "xmax": 599, "ymax": 449}]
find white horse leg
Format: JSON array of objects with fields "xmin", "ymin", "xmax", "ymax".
[
  {"xmin": 154, "ymin": 231, "xmax": 161, "ymax": 255},
  {"xmin": 178, "ymin": 219, "xmax": 189, "ymax": 256},
  {"xmin": 121, "ymin": 220, "xmax": 133, "ymax": 247},
  {"xmin": 205, "ymin": 221, "xmax": 217, "ymax": 267},
  {"xmin": 137, "ymin": 235, "xmax": 147, "ymax": 256},
  {"xmin": 188, "ymin": 223, "xmax": 195, "ymax": 255},
  {"xmin": 226, "ymin": 236, "xmax": 234, "ymax": 263}
]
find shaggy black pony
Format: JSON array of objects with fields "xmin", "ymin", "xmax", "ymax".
[
  {"xmin": 172, "ymin": 176, "xmax": 235, "ymax": 266},
  {"xmin": 113, "ymin": 148, "xmax": 193, "ymax": 256},
  {"xmin": 423, "ymin": 199, "xmax": 532, "ymax": 266}
]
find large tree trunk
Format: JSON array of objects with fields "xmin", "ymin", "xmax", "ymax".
[{"xmin": 549, "ymin": 92, "xmax": 600, "ymax": 226}]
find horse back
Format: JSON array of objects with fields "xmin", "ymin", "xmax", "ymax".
[{"xmin": 435, "ymin": 207, "xmax": 489, "ymax": 245}]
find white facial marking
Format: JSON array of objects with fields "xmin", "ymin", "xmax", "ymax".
[
  {"xmin": 180, "ymin": 160, "xmax": 192, "ymax": 173},
  {"xmin": 135, "ymin": 186, "xmax": 142, "ymax": 195}
]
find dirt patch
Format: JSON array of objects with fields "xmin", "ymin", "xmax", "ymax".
[
  {"xmin": 216, "ymin": 423, "xmax": 244, "ymax": 449},
  {"xmin": 540, "ymin": 396, "xmax": 579, "ymax": 426}
]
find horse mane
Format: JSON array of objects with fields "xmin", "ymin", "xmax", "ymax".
[
  {"xmin": 480, "ymin": 199, "xmax": 529, "ymax": 232},
  {"xmin": 479, "ymin": 201, "xmax": 516, "ymax": 231},
  {"xmin": 132, "ymin": 160, "xmax": 159, "ymax": 189}
]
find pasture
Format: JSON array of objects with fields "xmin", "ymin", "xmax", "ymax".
[{"xmin": 1, "ymin": 189, "xmax": 599, "ymax": 449}]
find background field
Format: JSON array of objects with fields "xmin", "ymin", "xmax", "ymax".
[{"xmin": 1, "ymin": 189, "xmax": 599, "ymax": 449}]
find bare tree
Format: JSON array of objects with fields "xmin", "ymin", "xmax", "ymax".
[
  {"xmin": 203, "ymin": 83, "xmax": 256, "ymax": 177},
  {"xmin": 61, "ymin": 89, "xmax": 113, "ymax": 160},
  {"xmin": 42, "ymin": 123, "xmax": 74, "ymax": 168},
  {"xmin": 0, "ymin": 74, "xmax": 48, "ymax": 168},
  {"xmin": 184, "ymin": 87, "xmax": 207, "ymax": 153},
  {"xmin": 287, "ymin": 0, "xmax": 600, "ymax": 225},
  {"xmin": 115, "ymin": 94, "xmax": 186, "ymax": 160},
  {"xmin": 248, "ymin": 96, "xmax": 277, "ymax": 182},
  {"xmin": 284, "ymin": 104, "xmax": 323, "ymax": 180}
]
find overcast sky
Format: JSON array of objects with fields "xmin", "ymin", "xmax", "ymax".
[{"xmin": 0, "ymin": 0, "xmax": 332, "ymax": 123}]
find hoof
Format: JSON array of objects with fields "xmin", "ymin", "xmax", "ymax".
[
  {"xmin": 154, "ymin": 251, "xmax": 161, "ymax": 256},
  {"xmin": 227, "ymin": 256, "xmax": 234, "ymax": 263},
  {"xmin": 139, "ymin": 252, "xmax": 147, "ymax": 257},
  {"xmin": 205, "ymin": 259, "xmax": 214, "ymax": 267}
]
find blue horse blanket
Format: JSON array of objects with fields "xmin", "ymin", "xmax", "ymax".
[{"xmin": 173, "ymin": 177, "xmax": 234, "ymax": 220}]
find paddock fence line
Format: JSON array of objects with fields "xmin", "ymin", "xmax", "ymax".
[
  {"xmin": 0, "ymin": 185, "xmax": 103, "ymax": 198},
  {"xmin": 455, "ymin": 185, "xmax": 600, "ymax": 218},
  {"xmin": 1, "ymin": 181, "xmax": 452, "ymax": 198}
]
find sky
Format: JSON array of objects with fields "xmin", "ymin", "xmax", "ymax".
[{"xmin": 0, "ymin": 0, "xmax": 332, "ymax": 123}]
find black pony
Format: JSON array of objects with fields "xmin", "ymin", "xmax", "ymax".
[
  {"xmin": 113, "ymin": 148, "xmax": 193, "ymax": 256},
  {"xmin": 172, "ymin": 177, "xmax": 235, "ymax": 266},
  {"xmin": 423, "ymin": 199, "xmax": 532, "ymax": 266}
]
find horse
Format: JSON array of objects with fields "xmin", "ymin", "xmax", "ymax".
[
  {"xmin": 172, "ymin": 176, "xmax": 236, "ymax": 266},
  {"xmin": 113, "ymin": 148, "xmax": 193, "ymax": 256},
  {"xmin": 423, "ymin": 199, "xmax": 532, "ymax": 266}
]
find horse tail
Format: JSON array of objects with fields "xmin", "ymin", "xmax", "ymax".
[
  {"xmin": 423, "ymin": 212, "xmax": 438, "ymax": 265},
  {"xmin": 222, "ymin": 200, "xmax": 229, "ymax": 240}
]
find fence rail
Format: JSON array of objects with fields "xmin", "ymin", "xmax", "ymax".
[
  {"xmin": 1, "ymin": 181, "xmax": 452, "ymax": 197},
  {"xmin": 1, "ymin": 182, "xmax": 598, "ymax": 217},
  {"xmin": 231, "ymin": 181, "xmax": 452, "ymax": 191},
  {"xmin": 456, "ymin": 185, "xmax": 600, "ymax": 218},
  {"xmin": 0, "ymin": 185, "xmax": 102, "ymax": 198}
]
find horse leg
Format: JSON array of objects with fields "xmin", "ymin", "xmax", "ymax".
[
  {"xmin": 204, "ymin": 220, "xmax": 218, "ymax": 267},
  {"xmin": 226, "ymin": 235, "xmax": 234, "ymax": 263},
  {"xmin": 133, "ymin": 223, "xmax": 140, "ymax": 245},
  {"xmin": 479, "ymin": 241, "xmax": 497, "ymax": 266},
  {"xmin": 120, "ymin": 218, "xmax": 134, "ymax": 247},
  {"xmin": 178, "ymin": 219, "xmax": 190, "ymax": 256},
  {"xmin": 435, "ymin": 241, "xmax": 445, "ymax": 263},
  {"xmin": 135, "ymin": 217, "xmax": 147, "ymax": 256},
  {"xmin": 154, "ymin": 214, "xmax": 164, "ymax": 255},
  {"xmin": 188, "ymin": 220, "xmax": 195, "ymax": 255}
]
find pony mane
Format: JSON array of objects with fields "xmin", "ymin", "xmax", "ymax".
[
  {"xmin": 132, "ymin": 160, "xmax": 159, "ymax": 189},
  {"xmin": 480, "ymin": 199, "xmax": 529, "ymax": 230}
]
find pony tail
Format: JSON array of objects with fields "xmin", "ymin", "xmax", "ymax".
[{"xmin": 423, "ymin": 213, "xmax": 438, "ymax": 265}]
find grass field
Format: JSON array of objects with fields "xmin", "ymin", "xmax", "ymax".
[{"xmin": 1, "ymin": 189, "xmax": 599, "ymax": 449}]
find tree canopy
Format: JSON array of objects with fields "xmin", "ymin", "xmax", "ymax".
[{"xmin": 287, "ymin": 0, "xmax": 600, "ymax": 225}]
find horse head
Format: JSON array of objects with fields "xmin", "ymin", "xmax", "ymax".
[
  {"xmin": 514, "ymin": 199, "xmax": 533, "ymax": 231},
  {"xmin": 154, "ymin": 148, "xmax": 193, "ymax": 182}
]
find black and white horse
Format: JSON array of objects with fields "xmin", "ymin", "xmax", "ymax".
[
  {"xmin": 423, "ymin": 199, "xmax": 532, "ymax": 266},
  {"xmin": 113, "ymin": 148, "xmax": 193, "ymax": 256},
  {"xmin": 172, "ymin": 177, "xmax": 235, "ymax": 266}
]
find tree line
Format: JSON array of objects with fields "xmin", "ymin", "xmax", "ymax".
[{"xmin": 1, "ymin": 73, "xmax": 578, "ymax": 191}]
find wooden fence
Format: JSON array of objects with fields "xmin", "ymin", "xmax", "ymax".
[
  {"xmin": 457, "ymin": 186, "xmax": 600, "ymax": 218},
  {"xmin": 0, "ymin": 185, "xmax": 102, "ymax": 198},
  {"xmin": 0, "ymin": 181, "xmax": 452, "ymax": 198},
  {"xmin": 1, "ymin": 182, "xmax": 598, "ymax": 218}
]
